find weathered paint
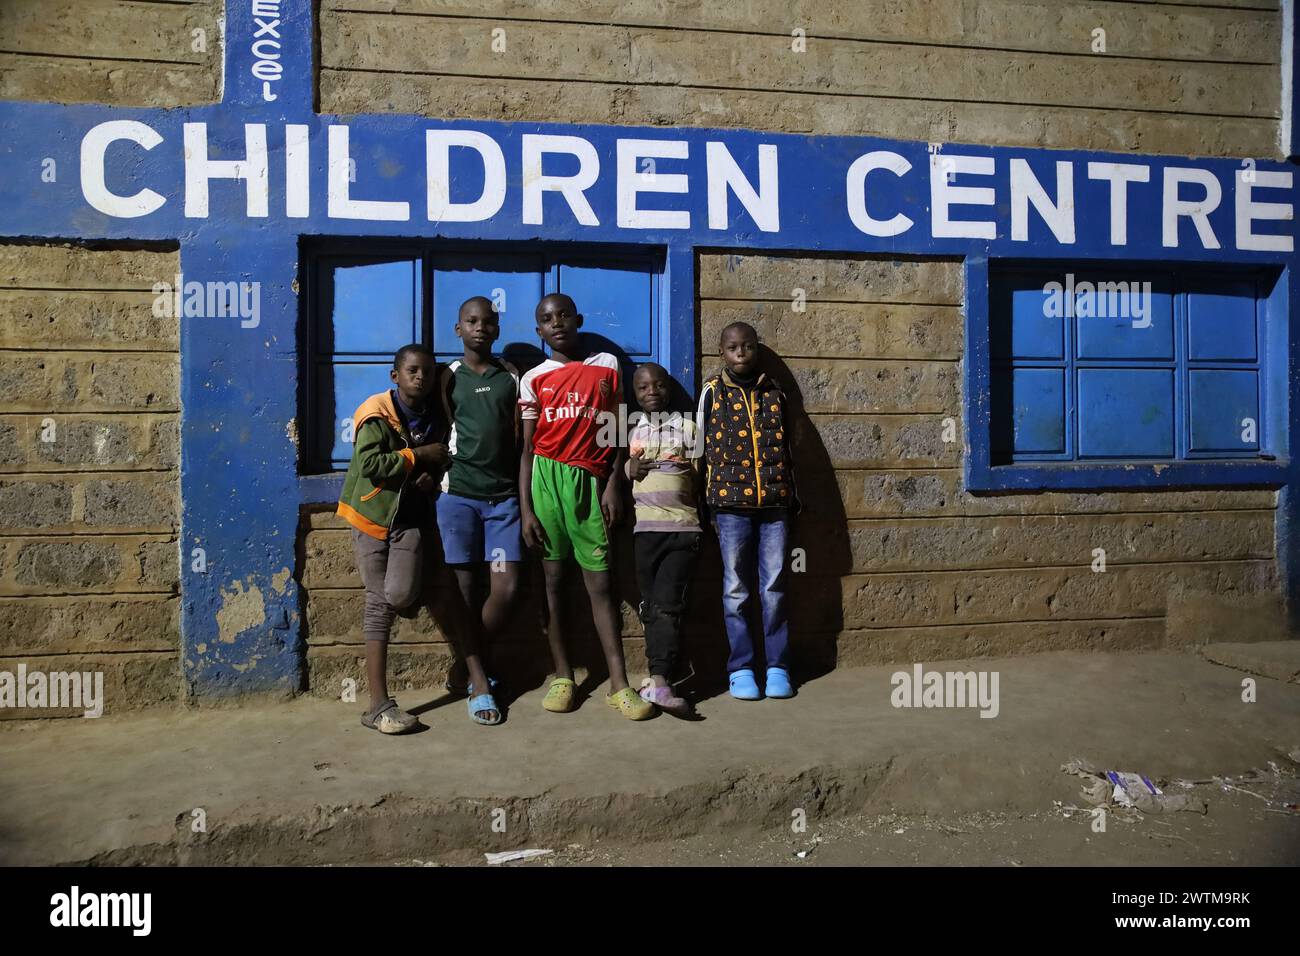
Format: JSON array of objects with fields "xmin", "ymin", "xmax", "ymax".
[{"xmin": 0, "ymin": 0, "xmax": 1295, "ymax": 696}]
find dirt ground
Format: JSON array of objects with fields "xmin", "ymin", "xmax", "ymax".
[{"xmin": 396, "ymin": 768, "xmax": 1300, "ymax": 867}]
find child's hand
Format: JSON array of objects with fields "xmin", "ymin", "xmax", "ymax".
[
  {"xmin": 626, "ymin": 449, "xmax": 655, "ymax": 482},
  {"xmin": 412, "ymin": 472, "xmax": 435, "ymax": 493},
  {"xmin": 414, "ymin": 443, "xmax": 448, "ymax": 469},
  {"xmin": 521, "ymin": 509, "xmax": 546, "ymax": 551},
  {"xmin": 600, "ymin": 481, "xmax": 624, "ymax": 528}
]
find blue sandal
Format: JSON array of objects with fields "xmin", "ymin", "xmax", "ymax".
[{"xmin": 467, "ymin": 678, "xmax": 503, "ymax": 726}]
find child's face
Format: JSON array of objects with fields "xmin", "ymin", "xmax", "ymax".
[
  {"xmin": 633, "ymin": 367, "xmax": 670, "ymax": 413},
  {"xmin": 456, "ymin": 301, "xmax": 500, "ymax": 352},
  {"xmin": 720, "ymin": 327, "xmax": 760, "ymax": 377},
  {"xmin": 535, "ymin": 296, "xmax": 582, "ymax": 353},
  {"xmin": 390, "ymin": 353, "xmax": 437, "ymax": 406}
]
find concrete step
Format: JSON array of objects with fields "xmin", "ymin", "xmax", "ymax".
[{"xmin": 2, "ymin": 650, "xmax": 1298, "ymax": 865}]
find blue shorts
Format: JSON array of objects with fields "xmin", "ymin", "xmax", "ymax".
[{"xmin": 436, "ymin": 493, "xmax": 523, "ymax": 565}]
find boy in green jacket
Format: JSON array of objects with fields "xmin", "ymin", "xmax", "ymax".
[{"xmin": 337, "ymin": 344, "xmax": 448, "ymax": 733}]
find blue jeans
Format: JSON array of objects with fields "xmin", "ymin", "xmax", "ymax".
[{"xmin": 715, "ymin": 510, "xmax": 790, "ymax": 673}]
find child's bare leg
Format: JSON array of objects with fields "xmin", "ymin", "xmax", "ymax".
[
  {"xmin": 482, "ymin": 562, "xmax": 521, "ymax": 638},
  {"xmin": 366, "ymin": 639, "xmax": 390, "ymax": 710},
  {"xmin": 542, "ymin": 560, "xmax": 573, "ymax": 681},
  {"xmin": 449, "ymin": 566, "xmax": 495, "ymax": 720},
  {"xmin": 581, "ymin": 567, "xmax": 629, "ymax": 692}
]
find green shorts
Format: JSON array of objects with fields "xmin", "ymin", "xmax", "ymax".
[{"xmin": 531, "ymin": 455, "xmax": 610, "ymax": 571}]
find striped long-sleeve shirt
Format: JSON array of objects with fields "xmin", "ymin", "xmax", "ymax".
[{"xmin": 626, "ymin": 413, "xmax": 701, "ymax": 533}]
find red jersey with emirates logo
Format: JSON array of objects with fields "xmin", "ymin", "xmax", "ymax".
[{"xmin": 519, "ymin": 352, "xmax": 620, "ymax": 478}]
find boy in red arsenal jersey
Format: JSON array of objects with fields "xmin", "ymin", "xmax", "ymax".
[{"xmin": 519, "ymin": 293, "xmax": 652, "ymax": 720}]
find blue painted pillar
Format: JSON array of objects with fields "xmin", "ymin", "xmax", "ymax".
[{"xmin": 179, "ymin": 0, "xmax": 315, "ymax": 696}]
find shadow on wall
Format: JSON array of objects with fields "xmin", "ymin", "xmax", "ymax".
[{"xmin": 670, "ymin": 345, "xmax": 851, "ymax": 695}]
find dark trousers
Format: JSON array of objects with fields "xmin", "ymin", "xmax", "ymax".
[{"xmin": 634, "ymin": 531, "xmax": 702, "ymax": 679}]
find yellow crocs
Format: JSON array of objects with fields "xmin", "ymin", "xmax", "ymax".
[
  {"xmin": 542, "ymin": 677, "xmax": 577, "ymax": 713},
  {"xmin": 607, "ymin": 686, "xmax": 654, "ymax": 721}
]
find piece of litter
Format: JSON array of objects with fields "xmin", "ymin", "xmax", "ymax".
[
  {"xmin": 484, "ymin": 848, "xmax": 553, "ymax": 865},
  {"xmin": 893, "ymin": 828, "xmax": 905, "ymax": 834},
  {"xmin": 1107, "ymin": 770, "xmax": 1161, "ymax": 808},
  {"xmin": 794, "ymin": 835, "xmax": 823, "ymax": 859},
  {"xmin": 1061, "ymin": 756, "xmax": 1206, "ymax": 814}
]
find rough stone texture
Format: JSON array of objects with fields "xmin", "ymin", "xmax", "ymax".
[
  {"xmin": 0, "ymin": 244, "xmax": 180, "ymax": 717},
  {"xmin": 0, "ymin": 535, "xmax": 180, "ymax": 596},
  {"xmin": 0, "ymin": 414, "xmax": 177, "ymax": 472},
  {"xmin": 840, "ymin": 561, "xmax": 1277, "ymax": 630},
  {"xmin": 0, "ymin": 473, "xmax": 177, "ymax": 533},
  {"xmin": 320, "ymin": 1, "xmax": 1282, "ymax": 157},
  {"xmin": 1166, "ymin": 592, "xmax": 1290, "ymax": 646},
  {"xmin": 783, "ymin": 358, "xmax": 958, "ymax": 415},
  {"xmin": 796, "ymin": 414, "xmax": 959, "ymax": 469},
  {"xmin": 1199, "ymin": 641, "xmax": 1300, "ymax": 683},
  {"xmin": 839, "ymin": 511, "xmax": 1274, "ymax": 573},
  {"xmin": 700, "ymin": 255, "xmax": 963, "ymax": 304},
  {"xmin": 823, "ymin": 619, "xmax": 1166, "ymax": 668},
  {"xmin": 0, "ymin": 595, "xmax": 178, "ymax": 655},
  {"xmin": 0, "ymin": 290, "xmax": 178, "ymax": 351},
  {"xmin": 0, "ymin": 352, "xmax": 179, "ymax": 413},
  {"xmin": 324, "ymin": 12, "xmax": 1272, "ymax": 115},
  {"xmin": 828, "ymin": 469, "xmax": 1276, "ymax": 520},
  {"xmin": 329, "ymin": 0, "xmax": 1276, "ymax": 64},
  {"xmin": 701, "ymin": 301, "xmax": 962, "ymax": 361},
  {"xmin": 0, "ymin": 1, "xmax": 219, "ymax": 107},
  {"xmin": 0, "ymin": 651, "xmax": 178, "ymax": 720}
]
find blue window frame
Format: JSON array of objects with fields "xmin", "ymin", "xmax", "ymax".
[
  {"xmin": 967, "ymin": 259, "xmax": 1289, "ymax": 491},
  {"xmin": 301, "ymin": 241, "xmax": 662, "ymax": 473}
]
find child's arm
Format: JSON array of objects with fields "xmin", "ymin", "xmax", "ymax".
[
  {"xmin": 355, "ymin": 418, "xmax": 423, "ymax": 482},
  {"xmin": 602, "ymin": 447, "xmax": 627, "ymax": 527},
  {"xmin": 519, "ymin": 417, "xmax": 545, "ymax": 550},
  {"xmin": 778, "ymin": 388, "xmax": 802, "ymax": 515},
  {"xmin": 599, "ymin": 372, "xmax": 626, "ymax": 528},
  {"xmin": 691, "ymin": 383, "xmax": 714, "ymax": 528}
]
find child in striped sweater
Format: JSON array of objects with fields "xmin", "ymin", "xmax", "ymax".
[{"xmin": 626, "ymin": 362, "xmax": 702, "ymax": 716}]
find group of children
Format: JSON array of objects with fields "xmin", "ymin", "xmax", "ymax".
[{"xmin": 336, "ymin": 292, "xmax": 799, "ymax": 734}]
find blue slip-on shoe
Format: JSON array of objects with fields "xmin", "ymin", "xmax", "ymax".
[
  {"xmin": 765, "ymin": 666, "xmax": 794, "ymax": 699},
  {"xmin": 467, "ymin": 677, "xmax": 503, "ymax": 725},
  {"xmin": 729, "ymin": 668, "xmax": 762, "ymax": 701}
]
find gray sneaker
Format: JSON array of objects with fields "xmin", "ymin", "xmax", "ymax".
[{"xmin": 361, "ymin": 698, "xmax": 421, "ymax": 735}]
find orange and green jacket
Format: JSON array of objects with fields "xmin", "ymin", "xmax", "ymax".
[{"xmin": 336, "ymin": 391, "xmax": 422, "ymax": 540}]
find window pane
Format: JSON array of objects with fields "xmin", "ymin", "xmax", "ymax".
[
  {"xmin": 1077, "ymin": 368, "xmax": 1174, "ymax": 459},
  {"xmin": 992, "ymin": 281, "xmax": 1064, "ymax": 361},
  {"xmin": 1074, "ymin": 277, "xmax": 1173, "ymax": 361},
  {"xmin": 323, "ymin": 258, "xmax": 421, "ymax": 355},
  {"xmin": 322, "ymin": 362, "xmax": 392, "ymax": 470},
  {"xmin": 1006, "ymin": 367, "xmax": 1066, "ymax": 455},
  {"xmin": 1188, "ymin": 369, "xmax": 1260, "ymax": 454},
  {"xmin": 1187, "ymin": 282, "xmax": 1257, "ymax": 362},
  {"xmin": 432, "ymin": 254, "xmax": 546, "ymax": 363},
  {"xmin": 558, "ymin": 259, "xmax": 655, "ymax": 356}
]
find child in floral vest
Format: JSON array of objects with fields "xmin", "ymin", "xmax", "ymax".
[{"xmin": 696, "ymin": 322, "xmax": 799, "ymax": 701}]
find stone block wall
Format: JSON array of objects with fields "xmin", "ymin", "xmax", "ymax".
[
  {"xmin": 320, "ymin": 0, "xmax": 1282, "ymax": 158},
  {"xmin": 0, "ymin": 0, "xmax": 222, "ymax": 107},
  {"xmin": 0, "ymin": 243, "xmax": 182, "ymax": 715}
]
